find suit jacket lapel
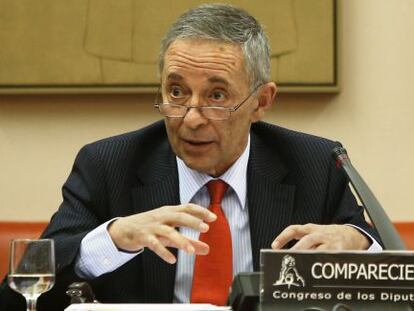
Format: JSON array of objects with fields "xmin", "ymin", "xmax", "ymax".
[
  {"xmin": 247, "ymin": 132, "xmax": 296, "ymax": 271},
  {"xmin": 130, "ymin": 127, "xmax": 297, "ymax": 298},
  {"xmin": 132, "ymin": 139, "xmax": 180, "ymax": 302}
]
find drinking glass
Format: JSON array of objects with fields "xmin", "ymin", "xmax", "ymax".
[{"xmin": 8, "ymin": 239, "xmax": 55, "ymax": 311}]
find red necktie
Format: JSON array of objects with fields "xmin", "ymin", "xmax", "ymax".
[{"xmin": 191, "ymin": 179, "xmax": 232, "ymax": 306}]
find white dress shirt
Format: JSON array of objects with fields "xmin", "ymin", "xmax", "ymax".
[
  {"xmin": 172, "ymin": 137, "xmax": 252, "ymax": 302},
  {"xmin": 75, "ymin": 136, "xmax": 381, "ymax": 302},
  {"xmin": 76, "ymin": 137, "xmax": 253, "ymax": 303}
]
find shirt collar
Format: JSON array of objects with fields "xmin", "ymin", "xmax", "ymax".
[{"xmin": 177, "ymin": 135, "xmax": 250, "ymax": 209}]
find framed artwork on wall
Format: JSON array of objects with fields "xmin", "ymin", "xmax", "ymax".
[{"xmin": 0, "ymin": 0, "xmax": 338, "ymax": 94}]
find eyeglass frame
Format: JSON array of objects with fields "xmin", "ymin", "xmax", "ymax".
[{"xmin": 154, "ymin": 84, "xmax": 262, "ymax": 121}]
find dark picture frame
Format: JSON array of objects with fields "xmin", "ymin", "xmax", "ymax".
[{"xmin": 0, "ymin": 0, "xmax": 338, "ymax": 94}]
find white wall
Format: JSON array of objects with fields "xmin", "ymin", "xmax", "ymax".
[{"xmin": 0, "ymin": 0, "xmax": 413, "ymax": 221}]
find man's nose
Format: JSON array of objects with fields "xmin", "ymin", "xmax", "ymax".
[{"xmin": 182, "ymin": 96, "xmax": 208, "ymax": 128}]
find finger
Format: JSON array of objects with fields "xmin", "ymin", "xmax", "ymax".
[
  {"xmin": 178, "ymin": 204, "xmax": 217, "ymax": 222},
  {"xmin": 163, "ymin": 212, "xmax": 211, "ymax": 233},
  {"xmin": 271, "ymin": 224, "xmax": 317, "ymax": 249},
  {"xmin": 291, "ymin": 233, "xmax": 324, "ymax": 250},
  {"xmin": 159, "ymin": 236, "xmax": 209, "ymax": 255},
  {"xmin": 315, "ymin": 241, "xmax": 344, "ymax": 251},
  {"xmin": 156, "ymin": 225, "xmax": 196, "ymax": 254},
  {"xmin": 145, "ymin": 235, "xmax": 176, "ymax": 264},
  {"xmin": 189, "ymin": 239, "xmax": 209, "ymax": 255},
  {"xmin": 315, "ymin": 243, "xmax": 330, "ymax": 251}
]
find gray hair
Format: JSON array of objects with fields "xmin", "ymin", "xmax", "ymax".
[{"xmin": 158, "ymin": 3, "xmax": 271, "ymax": 89}]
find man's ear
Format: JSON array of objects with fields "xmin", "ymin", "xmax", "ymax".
[{"xmin": 251, "ymin": 82, "xmax": 277, "ymax": 122}]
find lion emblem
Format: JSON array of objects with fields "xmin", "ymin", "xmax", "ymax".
[{"xmin": 273, "ymin": 255, "xmax": 305, "ymax": 288}]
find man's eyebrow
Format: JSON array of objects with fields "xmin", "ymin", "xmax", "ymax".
[
  {"xmin": 166, "ymin": 73, "xmax": 183, "ymax": 81},
  {"xmin": 208, "ymin": 76, "xmax": 229, "ymax": 86}
]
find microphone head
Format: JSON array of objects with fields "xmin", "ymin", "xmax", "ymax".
[{"xmin": 331, "ymin": 146, "xmax": 348, "ymax": 161}]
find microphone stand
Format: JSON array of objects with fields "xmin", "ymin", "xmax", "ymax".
[{"xmin": 332, "ymin": 146, "xmax": 406, "ymax": 250}]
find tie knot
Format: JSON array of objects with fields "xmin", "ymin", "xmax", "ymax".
[{"xmin": 207, "ymin": 179, "xmax": 228, "ymax": 204}]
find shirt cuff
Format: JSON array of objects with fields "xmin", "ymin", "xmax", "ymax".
[
  {"xmin": 346, "ymin": 224, "xmax": 383, "ymax": 251},
  {"xmin": 75, "ymin": 218, "xmax": 143, "ymax": 279}
]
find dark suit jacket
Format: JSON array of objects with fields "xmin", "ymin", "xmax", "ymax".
[{"xmin": 0, "ymin": 121, "xmax": 379, "ymax": 310}]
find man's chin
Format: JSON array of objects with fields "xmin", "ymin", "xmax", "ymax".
[
  {"xmin": 186, "ymin": 161, "xmax": 215, "ymax": 175},
  {"xmin": 180, "ymin": 156, "xmax": 220, "ymax": 176}
]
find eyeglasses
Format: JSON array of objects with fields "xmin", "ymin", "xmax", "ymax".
[{"xmin": 154, "ymin": 84, "xmax": 261, "ymax": 121}]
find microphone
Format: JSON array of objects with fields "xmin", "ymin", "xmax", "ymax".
[{"xmin": 332, "ymin": 146, "xmax": 406, "ymax": 250}]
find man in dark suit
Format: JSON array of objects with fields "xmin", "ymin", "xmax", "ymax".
[{"xmin": 0, "ymin": 4, "xmax": 381, "ymax": 310}]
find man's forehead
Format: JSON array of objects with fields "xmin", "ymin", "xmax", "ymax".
[
  {"xmin": 162, "ymin": 39, "xmax": 249, "ymax": 87},
  {"xmin": 164, "ymin": 39, "xmax": 244, "ymax": 68},
  {"xmin": 165, "ymin": 72, "xmax": 230, "ymax": 86}
]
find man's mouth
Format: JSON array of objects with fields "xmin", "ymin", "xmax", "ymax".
[{"xmin": 183, "ymin": 139, "xmax": 212, "ymax": 145}]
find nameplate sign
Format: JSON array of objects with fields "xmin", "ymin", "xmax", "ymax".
[{"xmin": 260, "ymin": 250, "xmax": 414, "ymax": 308}]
